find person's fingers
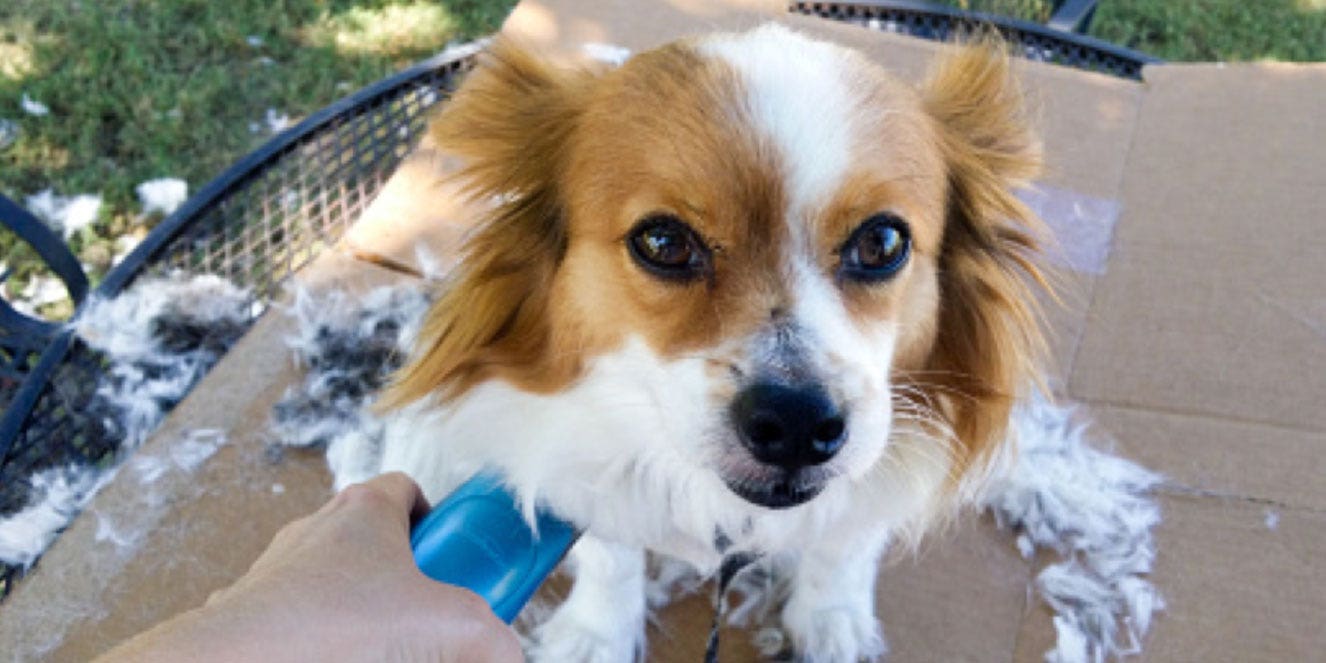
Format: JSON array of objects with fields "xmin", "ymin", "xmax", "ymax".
[
  {"xmin": 372, "ymin": 471, "xmax": 431, "ymax": 524},
  {"xmin": 343, "ymin": 472, "xmax": 431, "ymax": 526}
]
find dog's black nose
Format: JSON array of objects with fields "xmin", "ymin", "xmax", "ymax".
[{"xmin": 730, "ymin": 382, "xmax": 847, "ymax": 470}]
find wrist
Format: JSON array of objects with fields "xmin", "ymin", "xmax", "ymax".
[{"xmin": 96, "ymin": 604, "xmax": 231, "ymax": 662}]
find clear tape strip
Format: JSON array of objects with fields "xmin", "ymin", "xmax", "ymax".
[{"xmin": 1018, "ymin": 185, "xmax": 1121, "ymax": 276}]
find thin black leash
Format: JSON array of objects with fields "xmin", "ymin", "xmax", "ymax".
[{"xmin": 703, "ymin": 552, "xmax": 760, "ymax": 663}]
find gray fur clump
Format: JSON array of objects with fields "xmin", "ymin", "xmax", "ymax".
[
  {"xmin": 0, "ymin": 466, "xmax": 113, "ymax": 570},
  {"xmin": 74, "ymin": 275, "xmax": 253, "ymax": 451},
  {"xmin": 0, "ymin": 274, "xmax": 252, "ymax": 572},
  {"xmin": 269, "ymin": 285, "xmax": 430, "ymax": 482}
]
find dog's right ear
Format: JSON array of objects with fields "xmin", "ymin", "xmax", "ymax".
[
  {"xmin": 915, "ymin": 39, "xmax": 1049, "ymax": 480},
  {"xmin": 379, "ymin": 40, "xmax": 598, "ymax": 409}
]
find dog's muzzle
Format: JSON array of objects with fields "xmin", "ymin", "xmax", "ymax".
[{"xmin": 725, "ymin": 381, "xmax": 847, "ymax": 508}]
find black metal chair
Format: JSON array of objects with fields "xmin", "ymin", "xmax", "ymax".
[{"xmin": 1048, "ymin": 0, "xmax": 1099, "ymax": 33}]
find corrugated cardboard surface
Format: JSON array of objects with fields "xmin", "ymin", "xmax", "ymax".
[
  {"xmin": 1071, "ymin": 64, "xmax": 1326, "ymax": 433},
  {"xmin": 3, "ymin": 1, "xmax": 1323, "ymax": 661},
  {"xmin": 1054, "ymin": 61, "xmax": 1326, "ymax": 660}
]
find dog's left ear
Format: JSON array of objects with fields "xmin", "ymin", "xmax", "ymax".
[
  {"xmin": 918, "ymin": 41, "xmax": 1050, "ymax": 473},
  {"xmin": 380, "ymin": 39, "xmax": 598, "ymax": 409}
]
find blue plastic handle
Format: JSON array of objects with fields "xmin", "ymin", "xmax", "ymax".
[{"xmin": 410, "ymin": 472, "xmax": 580, "ymax": 623}]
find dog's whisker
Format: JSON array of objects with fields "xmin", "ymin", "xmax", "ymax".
[
  {"xmin": 881, "ymin": 437, "xmax": 965, "ymax": 488},
  {"xmin": 893, "ymin": 379, "xmax": 981, "ymax": 407}
]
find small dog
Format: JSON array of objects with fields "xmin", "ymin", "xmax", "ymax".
[{"xmin": 375, "ymin": 24, "xmax": 1047, "ymax": 662}]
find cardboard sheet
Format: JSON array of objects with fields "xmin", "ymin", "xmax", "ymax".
[
  {"xmin": 1097, "ymin": 404, "xmax": 1326, "ymax": 510},
  {"xmin": 874, "ymin": 517, "xmax": 1033, "ymax": 663},
  {"xmin": 1070, "ymin": 64, "xmax": 1326, "ymax": 431},
  {"xmin": 1012, "ymin": 495, "xmax": 1326, "ymax": 662}
]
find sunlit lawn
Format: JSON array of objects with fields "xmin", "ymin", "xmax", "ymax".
[
  {"xmin": 1092, "ymin": 0, "xmax": 1326, "ymax": 61},
  {"xmin": 945, "ymin": 0, "xmax": 1326, "ymax": 60}
]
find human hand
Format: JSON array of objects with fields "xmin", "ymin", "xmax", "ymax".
[{"xmin": 98, "ymin": 472, "xmax": 524, "ymax": 663}]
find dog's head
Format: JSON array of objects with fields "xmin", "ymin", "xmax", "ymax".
[{"xmin": 384, "ymin": 25, "xmax": 1046, "ymax": 533}]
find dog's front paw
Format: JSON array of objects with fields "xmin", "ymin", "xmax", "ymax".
[
  {"xmin": 527, "ymin": 609, "xmax": 641, "ymax": 663},
  {"xmin": 781, "ymin": 600, "xmax": 887, "ymax": 663}
]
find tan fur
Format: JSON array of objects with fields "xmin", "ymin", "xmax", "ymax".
[
  {"xmin": 911, "ymin": 39, "xmax": 1050, "ymax": 478},
  {"xmin": 378, "ymin": 40, "xmax": 596, "ymax": 407},
  {"xmin": 555, "ymin": 42, "xmax": 791, "ymax": 362},
  {"xmin": 381, "ymin": 38, "xmax": 795, "ymax": 406}
]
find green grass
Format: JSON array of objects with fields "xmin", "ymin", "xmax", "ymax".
[
  {"xmin": 940, "ymin": 0, "xmax": 1326, "ymax": 61},
  {"xmin": 0, "ymin": 0, "xmax": 515, "ymax": 313},
  {"xmin": 1093, "ymin": 0, "xmax": 1326, "ymax": 62},
  {"xmin": 939, "ymin": 0, "xmax": 1057, "ymax": 22}
]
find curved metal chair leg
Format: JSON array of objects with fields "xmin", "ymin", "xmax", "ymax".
[
  {"xmin": 0, "ymin": 193, "xmax": 91, "ymax": 325},
  {"xmin": 1048, "ymin": 0, "xmax": 1098, "ymax": 33}
]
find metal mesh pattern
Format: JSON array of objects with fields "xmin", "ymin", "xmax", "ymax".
[
  {"xmin": 0, "ymin": 342, "xmax": 113, "ymax": 506},
  {"xmin": 0, "ymin": 336, "xmax": 105, "ymax": 599},
  {"xmin": 957, "ymin": 1, "xmax": 1053, "ymax": 22},
  {"xmin": 147, "ymin": 80, "xmax": 461, "ymax": 300},
  {"xmin": 792, "ymin": 1, "xmax": 1159, "ymax": 79},
  {"xmin": 0, "ymin": 50, "xmax": 474, "ymax": 600},
  {"xmin": 0, "ymin": 332, "xmax": 45, "ymax": 400}
]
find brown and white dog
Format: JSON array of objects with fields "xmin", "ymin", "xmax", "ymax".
[{"xmin": 374, "ymin": 24, "xmax": 1048, "ymax": 662}]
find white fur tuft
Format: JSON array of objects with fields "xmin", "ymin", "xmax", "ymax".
[
  {"xmin": 984, "ymin": 393, "xmax": 1164, "ymax": 663},
  {"xmin": 699, "ymin": 24, "xmax": 856, "ymax": 217},
  {"xmin": 1, "ymin": 274, "xmax": 249, "ymax": 578},
  {"xmin": 581, "ymin": 42, "xmax": 632, "ymax": 67},
  {"xmin": 23, "ymin": 189, "xmax": 102, "ymax": 241},
  {"xmin": 0, "ymin": 466, "xmax": 112, "ymax": 569},
  {"xmin": 135, "ymin": 178, "xmax": 189, "ymax": 217}
]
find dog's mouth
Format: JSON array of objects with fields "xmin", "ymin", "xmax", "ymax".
[{"xmin": 723, "ymin": 470, "xmax": 825, "ymax": 509}]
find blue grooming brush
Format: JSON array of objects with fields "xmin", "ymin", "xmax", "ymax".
[{"xmin": 410, "ymin": 472, "xmax": 580, "ymax": 622}]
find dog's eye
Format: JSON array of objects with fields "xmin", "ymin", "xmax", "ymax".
[
  {"xmin": 627, "ymin": 215, "xmax": 709, "ymax": 281},
  {"xmin": 840, "ymin": 214, "xmax": 911, "ymax": 282}
]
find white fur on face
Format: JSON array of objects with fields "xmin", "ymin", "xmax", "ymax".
[
  {"xmin": 378, "ymin": 335, "xmax": 938, "ymax": 571},
  {"xmin": 698, "ymin": 24, "xmax": 855, "ymax": 219},
  {"xmin": 700, "ymin": 25, "xmax": 902, "ymax": 493},
  {"xmin": 378, "ymin": 337, "xmax": 735, "ymax": 566},
  {"xmin": 787, "ymin": 255, "xmax": 898, "ymax": 479}
]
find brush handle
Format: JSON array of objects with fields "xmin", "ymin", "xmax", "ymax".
[{"xmin": 409, "ymin": 472, "xmax": 579, "ymax": 623}]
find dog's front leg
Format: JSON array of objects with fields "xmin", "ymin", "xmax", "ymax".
[
  {"xmin": 529, "ymin": 534, "xmax": 647, "ymax": 663},
  {"xmin": 781, "ymin": 526, "xmax": 892, "ymax": 662}
]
